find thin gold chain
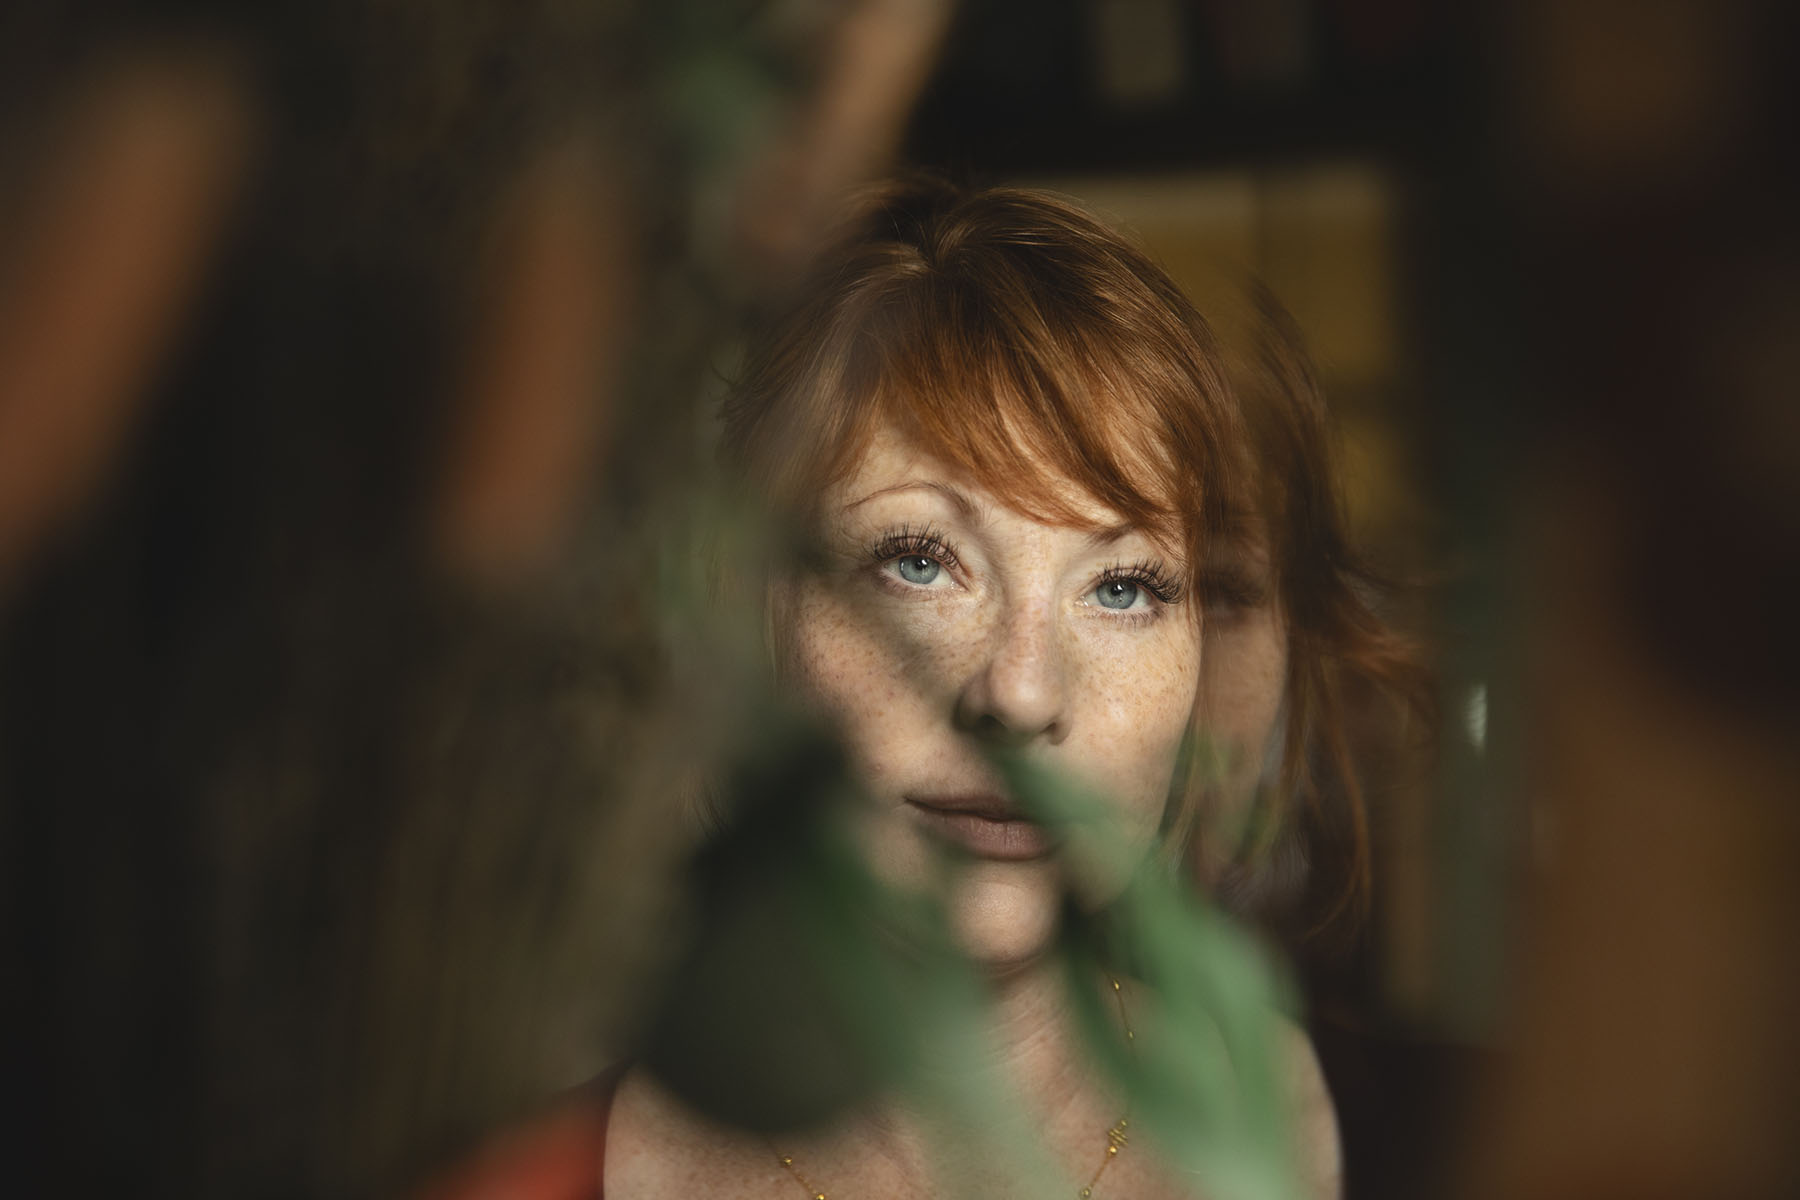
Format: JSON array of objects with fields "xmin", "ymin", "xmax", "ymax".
[
  {"xmin": 770, "ymin": 977, "xmax": 1136, "ymax": 1200},
  {"xmin": 772, "ymin": 1149, "xmax": 829, "ymax": 1200}
]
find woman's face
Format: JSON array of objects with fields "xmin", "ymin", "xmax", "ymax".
[{"xmin": 771, "ymin": 423, "xmax": 1202, "ymax": 969}]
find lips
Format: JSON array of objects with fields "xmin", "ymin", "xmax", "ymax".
[{"xmin": 904, "ymin": 793, "xmax": 1056, "ymax": 861}]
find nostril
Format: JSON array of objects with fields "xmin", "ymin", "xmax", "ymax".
[
  {"xmin": 955, "ymin": 666, "xmax": 1070, "ymax": 745},
  {"xmin": 953, "ymin": 607, "xmax": 1072, "ymax": 743},
  {"xmin": 966, "ymin": 710, "xmax": 1025, "ymax": 743}
]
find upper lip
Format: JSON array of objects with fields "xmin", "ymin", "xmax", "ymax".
[{"xmin": 905, "ymin": 792, "xmax": 1030, "ymax": 822}]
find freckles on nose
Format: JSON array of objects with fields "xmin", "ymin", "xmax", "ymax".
[{"xmin": 958, "ymin": 603, "xmax": 1072, "ymax": 740}]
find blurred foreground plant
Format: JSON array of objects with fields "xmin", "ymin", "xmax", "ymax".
[{"xmin": 638, "ymin": 689, "xmax": 1304, "ymax": 1200}]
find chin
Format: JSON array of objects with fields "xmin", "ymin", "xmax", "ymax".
[{"xmin": 946, "ymin": 864, "xmax": 1064, "ymax": 971}]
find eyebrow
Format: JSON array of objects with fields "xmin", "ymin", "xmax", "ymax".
[
  {"xmin": 846, "ymin": 483, "xmax": 1164, "ymax": 550},
  {"xmin": 1084, "ymin": 521, "xmax": 1138, "ymax": 547},
  {"xmin": 842, "ymin": 479, "xmax": 983, "ymax": 518}
]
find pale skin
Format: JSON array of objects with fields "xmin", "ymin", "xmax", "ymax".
[{"xmin": 607, "ymin": 425, "xmax": 1338, "ymax": 1198}]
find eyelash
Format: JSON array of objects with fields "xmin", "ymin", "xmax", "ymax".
[
  {"xmin": 866, "ymin": 526, "xmax": 1184, "ymax": 611},
  {"xmin": 1099, "ymin": 560, "xmax": 1185, "ymax": 607},
  {"xmin": 868, "ymin": 523, "xmax": 961, "ymax": 573}
]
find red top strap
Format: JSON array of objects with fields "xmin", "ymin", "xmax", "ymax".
[{"xmin": 413, "ymin": 1068, "xmax": 625, "ymax": 1200}]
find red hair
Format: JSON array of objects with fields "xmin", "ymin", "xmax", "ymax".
[
  {"xmin": 720, "ymin": 177, "xmax": 1247, "ymax": 592},
  {"xmin": 1212, "ymin": 287, "xmax": 1434, "ymax": 946}
]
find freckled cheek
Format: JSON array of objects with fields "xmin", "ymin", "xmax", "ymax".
[
  {"xmin": 1071, "ymin": 627, "xmax": 1201, "ymax": 820},
  {"xmin": 777, "ymin": 584, "xmax": 984, "ymax": 780}
]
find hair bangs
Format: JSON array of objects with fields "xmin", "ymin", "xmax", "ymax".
[
  {"xmin": 844, "ymin": 259, "xmax": 1211, "ymax": 574},
  {"xmin": 720, "ymin": 180, "xmax": 1248, "ymax": 594}
]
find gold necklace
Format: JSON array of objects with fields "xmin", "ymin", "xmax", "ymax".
[{"xmin": 771, "ymin": 978, "xmax": 1135, "ymax": 1200}]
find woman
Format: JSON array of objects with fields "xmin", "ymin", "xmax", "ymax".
[
  {"xmin": 422, "ymin": 179, "xmax": 1357, "ymax": 1200},
  {"xmin": 601, "ymin": 179, "xmax": 1344, "ymax": 1199}
]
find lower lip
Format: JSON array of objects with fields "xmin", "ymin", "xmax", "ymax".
[{"xmin": 905, "ymin": 800, "xmax": 1056, "ymax": 861}]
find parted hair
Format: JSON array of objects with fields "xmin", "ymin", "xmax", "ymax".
[{"xmin": 719, "ymin": 175, "xmax": 1250, "ymax": 595}]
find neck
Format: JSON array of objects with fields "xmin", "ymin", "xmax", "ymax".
[
  {"xmin": 842, "ymin": 955, "xmax": 1126, "ymax": 1182},
  {"xmin": 965, "ymin": 954, "xmax": 1082, "ymax": 1085}
]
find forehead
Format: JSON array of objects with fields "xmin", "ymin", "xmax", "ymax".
[{"xmin": 827, "ymin": 421, "xmax": 1147, "ymax": 537}]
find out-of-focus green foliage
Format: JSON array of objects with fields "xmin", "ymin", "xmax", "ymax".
[
  {"xmin": 638, "ymin": 615, "xmax": 1305, "ymax": 1200},
  {"xmin": 1020, "ymin": 755, "xmax": 1302, "ymax": 1200}
]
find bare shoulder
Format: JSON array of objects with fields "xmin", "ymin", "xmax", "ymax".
[
  {"xmin": 604, "ymin": 1067, "xmax": 782, "ymax": 1199},
  {"xmin": 603, "ymin": 1068, "xmax": 709, "ymax": 1197},
  {"xmin": 1275, "ymin": 1019, "xmax": 1342, "ymax": 1200}
]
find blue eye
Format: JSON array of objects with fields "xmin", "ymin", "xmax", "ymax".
[
  {"xmin": 894, "ymin": 555, "xmax": 941, "ymax": 585},
  {"xmin": 1094, "ymin": 579, "xmax": 1141, "ymax": 610},
  {"xmin": 870, "ymin": 526, "xmax": 959, "ymax": 590}
]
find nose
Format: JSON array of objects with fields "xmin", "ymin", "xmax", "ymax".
[{"xmin": 954, "ymin": 602, "xmax": 1072, "ymax": 745}]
